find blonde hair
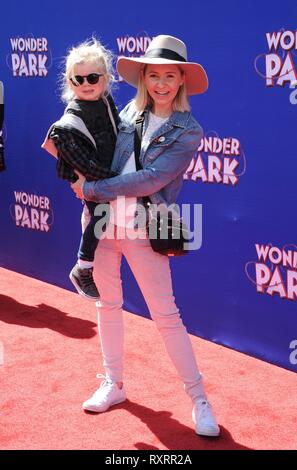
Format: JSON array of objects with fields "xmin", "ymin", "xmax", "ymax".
[
  {"xmin": 133, "ymin": 66, "xmax": 190, "ymax": 113},
  {"xmin": 60, "ymin": 37, "xmax": 115, "ymax": 103}
]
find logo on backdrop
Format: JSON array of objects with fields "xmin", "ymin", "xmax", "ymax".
[
  {"xmin": 116, "ymin": 33, "xmax": 153, "ymax": 81},
  {"xmin": 10, "ymin": 191, "xmax": 53, "ymax": 232},
  {"xmin": 184, "ymin": 132, "xmax": 246, "ymax": 186},
  {"xmin": 245, "ymin": 243, "xmax": 297, "ymax": 301},
  {"xmin": 7, "ymin": 35, "xmax": 51, "ymax": 77},
  {"xmin": 254, "ymin": 28, "xmax": 297, "ymax": 103}
]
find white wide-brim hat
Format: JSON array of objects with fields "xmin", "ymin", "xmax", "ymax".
[{"xmin": 117, "ymin": 35, "xmax": 208, "ymax": 95}]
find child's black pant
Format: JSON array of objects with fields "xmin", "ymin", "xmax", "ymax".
[{"xmin": 77, "ymin": 200, "xmax": 107, "ymax": 262}]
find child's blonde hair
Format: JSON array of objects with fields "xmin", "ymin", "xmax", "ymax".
[
  {"xmin": 133, "ymin": 66, "xmax": 190, "ymax": 113},
  {"xmin": 61, "ymin": 37, "xmax": 115, "ymax": 103}
]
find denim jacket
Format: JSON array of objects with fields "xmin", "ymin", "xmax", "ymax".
[{"xmin": 83, "ymin": 101, "xmax": 203, "ymax": 207}]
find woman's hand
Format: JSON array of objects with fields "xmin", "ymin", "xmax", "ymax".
[{"xmin": 71, "ymin": 170, "xmax": 86, "ymax": 199}]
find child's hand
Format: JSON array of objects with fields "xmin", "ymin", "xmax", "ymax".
[{"xmin": 71, "ymin": 170, "xmax": 85, "ymax": 199}]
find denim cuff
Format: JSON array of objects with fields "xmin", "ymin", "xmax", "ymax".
[{"xmin": 83, "ymin": 180, "xmax": 96, "ymax": 201}]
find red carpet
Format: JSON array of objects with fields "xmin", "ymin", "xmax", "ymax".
[{"xmin": 0, "ymin": 267, "xmax": 296, "ymax": 450}]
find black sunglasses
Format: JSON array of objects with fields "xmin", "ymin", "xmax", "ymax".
[{"xmin": 70, "ymin": 73, "xmax": 103, "ymax": 86}]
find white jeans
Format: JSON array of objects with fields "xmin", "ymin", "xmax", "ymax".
[{"xmin": 92, "ymin": 221, "xmax": 206, "ymax": 403}]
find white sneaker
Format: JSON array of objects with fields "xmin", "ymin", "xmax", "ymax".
[
  {"xmin": 82, "ymin": 375, "xmax": 126, "ymax": 413},
  {"xmin": 192, "ymin": 399, "xmax": 220, "ymax": 437}
]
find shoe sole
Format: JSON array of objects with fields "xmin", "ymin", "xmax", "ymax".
[
  {"xmin": 82, "ymin": 396, "xmax": 126, "ymax": 413},
  {"xmin": 195, "ymin": 428, "xmax": 220, "ymax": 437},
  {"xmin": 69, "ymin": 270, "xmax": 100, "ymax": 302}
]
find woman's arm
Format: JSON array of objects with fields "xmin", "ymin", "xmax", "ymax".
[{"xmin": 82, "ymin": 126, "xmax": 202, "ymax": 203}]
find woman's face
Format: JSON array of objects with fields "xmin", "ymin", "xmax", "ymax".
[
  {"xmin": 144, "ymin": 64, "xmax": 184, "ymax": 113},
  {"xmin": 68, "ymin": 62, "xmax": 106, "ymax": 101}
]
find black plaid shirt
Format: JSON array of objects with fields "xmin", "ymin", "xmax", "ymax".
[
  {"xmin": 50, "ymin": 127, "xmax": 117, "ymax": 182},
  {"xmin": 50, "ymin": 96, "xmax": 119, "ymax": 183}
]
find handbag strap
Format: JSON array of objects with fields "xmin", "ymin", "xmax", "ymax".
[
  {"xmin": 134, "ymin": 113, "xmax": 144, "ymax": 171},
  {"xmin": 134, "ymin": 113, "xmax": 151, "ymax": 208}
]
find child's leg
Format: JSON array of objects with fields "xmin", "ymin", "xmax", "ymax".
[
  {"xmin": 70, "ymin": 201, "xmax": 105, "ymax": 301},
  {"xmin": 77, "ymin": 201, "xmax": 101, "ymax": 265}
]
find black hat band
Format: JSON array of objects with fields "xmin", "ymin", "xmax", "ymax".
[{"xmin": 144, "ymin": 48, "xmax": 186, "ymax": 63}]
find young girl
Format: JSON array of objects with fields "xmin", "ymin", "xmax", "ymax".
[
  {"xmin": 71, "ymin": 35, "xmax": 220, "ymax": 437},
  {"xmin": 42, "ymin": 38, "xmax": 118, "ymax": 301}
]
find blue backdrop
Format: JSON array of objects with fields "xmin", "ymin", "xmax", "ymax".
[{"xmin": 1, "ymin": 0, "xmax": 297, "ymax": 372}]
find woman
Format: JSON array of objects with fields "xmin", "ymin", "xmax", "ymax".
[{"xmin": 72, "ymin": 35, "xmax": 220, "ymax": 437}]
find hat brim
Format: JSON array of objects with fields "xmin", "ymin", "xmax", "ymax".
[{"xmin": 117, "ymin": 56, "xmax": 208, "ymax": 95}]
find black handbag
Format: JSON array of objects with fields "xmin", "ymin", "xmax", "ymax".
[{"xmin": 134, "ymin": 114, "xmax": 189, "ymax": 257}]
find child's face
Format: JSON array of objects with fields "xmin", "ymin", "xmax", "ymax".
[{"xmin": 69, "ymin": 62, "xmax": 106, "ymax": 101}]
